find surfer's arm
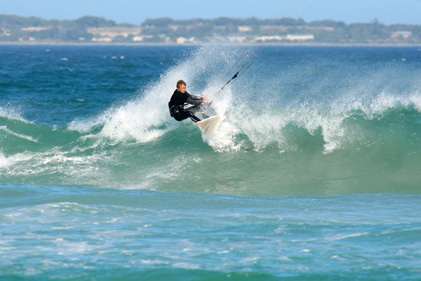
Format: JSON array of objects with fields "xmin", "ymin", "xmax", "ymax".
[{"xmin": 186, "ymin": 94, "xmax": 205, "ymax": 105}]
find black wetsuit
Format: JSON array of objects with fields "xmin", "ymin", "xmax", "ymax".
[{"xmin": 168, "ymin": 89, "xmax": 205, "ymax": 122}]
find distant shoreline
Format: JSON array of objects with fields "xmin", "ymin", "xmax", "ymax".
[
  {"xmin": 2, "ymin": 15, "xmax": 420, "ymax": 47},
  {"xmin": 1, "ymin": 42, "xmax": 421, "ymax": 47}
]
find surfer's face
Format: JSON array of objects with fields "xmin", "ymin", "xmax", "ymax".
[{"xmin": 178, "ymin": 84, "xmax": 186, "ymax": 94}]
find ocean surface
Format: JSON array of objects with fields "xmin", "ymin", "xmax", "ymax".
[{"xmin": 1, "ymin": 43, "xmax": 421, "ymax": 280}]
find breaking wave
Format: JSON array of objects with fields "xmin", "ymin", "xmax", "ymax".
[{"xmin": 1, "ymin": 43, "xmax": 421, "ymax": 195}]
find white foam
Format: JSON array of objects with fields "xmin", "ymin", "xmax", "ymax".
[
  {"xmin": 410, "ymin": 92, "xmax": 421, "ymax": 111},
  {"xmin": 0, "ymin": 152, "xmax": 14, "ymax": 168},
  {"xmin": 172, "ymin": 262, "xmax": 201, "ymax": 270},
  {"xmin": 98, "ymin": 94, "xmax": 173, "ymax": 143},
  {"xmin": 68, "ymin": 41, "xmax": 421, "ymax": 153},
  {"xmin": 0, "ymin": 151, "xmax": 33, "ymax": 169},
  {"xmin": 0, "ymin": 106, "xmax": 27, "ymax": 122},
  {"xmin": 66, "ymin": 40, "xmax": 249, "ymax": 144},
  {"xmin": 0, "ymin": 126, "xmax": 38, "ymax": 143},
  {"xmin": 327, "ymin": 232, "xmax": 370, "ymax": 241},
  {"xmin": 0, "ymin": 146, "xmax": 113, "ymax": 186},
  {"xmin": 201, "ymin": 101, "xmax": 350, "ymax": 154}
]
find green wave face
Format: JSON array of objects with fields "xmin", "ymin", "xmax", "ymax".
[{"xmin": 1, "ymin": 105, "xmax": 421, "ymax": 196}]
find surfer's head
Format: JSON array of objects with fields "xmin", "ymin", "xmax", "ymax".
[{"xmin": 177, "ymin": 80, "xmax": 187, "ymax": 94}]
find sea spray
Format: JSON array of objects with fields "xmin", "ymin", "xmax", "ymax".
[{"xmin": 95, "ymin": 41, "xmax": 250, "ymax": 144}]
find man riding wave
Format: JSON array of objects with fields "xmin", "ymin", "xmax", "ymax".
[{"xmin": 168, "ymin": 80, "xmax": 209, "ymax": 123}]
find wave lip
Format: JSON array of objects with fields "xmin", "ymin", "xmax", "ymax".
[
  {"xmin": 0, "ymin": 106, "xmax": 27, "ymax": 122},
  {"xmin": 0, "ymin": 126, "xmax": 38, "ymax": 143}
]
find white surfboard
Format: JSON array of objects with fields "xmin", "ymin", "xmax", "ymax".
[{"xmin": 197, "ymin": 115, "xmax": 220, "ymax": 134}]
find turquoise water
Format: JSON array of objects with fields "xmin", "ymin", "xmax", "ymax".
[{"xmin": 1, "ymin": 44, "xmax": 421, "ymax": 280}]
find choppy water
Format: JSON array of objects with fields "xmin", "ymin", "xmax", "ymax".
[{"xmin": 1, "ymin": 43, "xmax": 421, "ymax": 280}]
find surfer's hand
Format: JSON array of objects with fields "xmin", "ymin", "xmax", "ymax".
[{"xmin": 203, "ymin": 97, "xmax": 209, "ymax": 103}]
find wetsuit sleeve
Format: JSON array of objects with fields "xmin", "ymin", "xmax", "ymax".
[{"xmin": 186, "ymin": 94, "xmax": 203, "ymax": 105}]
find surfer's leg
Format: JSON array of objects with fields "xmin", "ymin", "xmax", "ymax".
[
  {"xmin": 174, "ymin": 110, "xmax": 201, "ymax": 122},
  {"xmin": 188, "ymin": 113, "xmax": 201, "ymax": 123},
  {"xmin": 173, "ymin": 111, "xmax": 189, "ymax": 121},
  {"xmin": 188, "ymin": 104, "xmax": 209, "ymax": 119}
]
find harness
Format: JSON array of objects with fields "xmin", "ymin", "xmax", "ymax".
[{"xmin": 168, "ymin": 103, "xmax": 184, "ymax": 117}]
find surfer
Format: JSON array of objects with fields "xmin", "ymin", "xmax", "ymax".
[{"xmin": 168, "ymin": 80, "xmax": 209, "ymax": 123}]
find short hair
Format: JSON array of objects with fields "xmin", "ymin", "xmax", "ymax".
[{"xmin": 177, "ymin": 80, "xmax": 186, "ymax": 88}]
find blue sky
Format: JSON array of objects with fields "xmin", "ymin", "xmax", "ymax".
[{"xmin": 1, "ymin": 0, "xmax": 420, "ymax": 25}]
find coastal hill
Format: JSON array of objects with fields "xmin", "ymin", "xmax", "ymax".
[{"xmin": 1, "ymin": 15, "xmax": 420, "ymax": 45}]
